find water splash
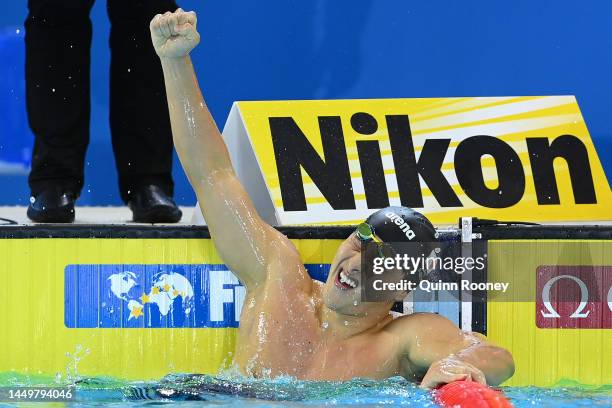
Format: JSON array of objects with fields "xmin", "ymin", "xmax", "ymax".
[
  {"xmin": 0, "ymin": 372, "xmax": 610, "ymax": 407},
  {"xmin": 63, "ymin": 344, "xmax": 91, "ymax": 383}
]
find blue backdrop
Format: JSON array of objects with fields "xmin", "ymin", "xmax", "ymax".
[{"xmin": 0, "ymin": 0, "xmax": 610, "ymax": 205}]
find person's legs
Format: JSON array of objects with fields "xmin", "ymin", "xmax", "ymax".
[
  {"xmin": 26, "ymin": 0, "xmax": 95, "ymax": 199},
  {"xmin": 107, "ymin": 0, "xmax": 178, "ymax": 205}
]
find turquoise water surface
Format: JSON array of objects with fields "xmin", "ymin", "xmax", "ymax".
[{"xmin": 0, "ymin": 373, "xmax": 610, "ymax": 407}]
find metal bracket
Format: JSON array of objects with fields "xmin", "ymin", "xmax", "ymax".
[{"xmin": 460, "ymin": 217, "xmax": 482, "ymax": 242}]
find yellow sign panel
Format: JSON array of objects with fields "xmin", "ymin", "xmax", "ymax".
[
  {"xmin": 2, "ymin": 236, "xmax": 608, "ymax": 386},
  {"xmin": 486, "ymin": 240, "xmax": 612, "ymax": 387},
  {"xmin": 0, "ymin": 238, "xmax": 340, "ymax": 380},
  {"xmin": 234, "ymin": 96, "xmax": 612, "ymax": 225}
]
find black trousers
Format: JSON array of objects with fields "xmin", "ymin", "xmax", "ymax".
[{"xmin": 25, "ymin": 0, "xmax": 178, "ymax": 203}]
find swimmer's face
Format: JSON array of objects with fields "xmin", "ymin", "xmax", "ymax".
[{"xmin": 322, "ymin": 233, "xmax": 405, "ymax": 316}]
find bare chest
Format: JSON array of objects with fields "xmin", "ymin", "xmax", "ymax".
[
  {"xmin": 234, "ymin": 290, "xmax": 399, "ymax": 380},
  {"xmin": 304, "ymin": 335, "xmax": 400, "ymax": 380},
  {"xmin": 234, "ymin": 286, "xmax": 321, "ymax": 377}
]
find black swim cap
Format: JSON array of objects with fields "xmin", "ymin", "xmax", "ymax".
[
  {"xmin": 364, "ymin": 206, "xmax": 437, "ymax": 244},
  {"xmin": 360, "ymin": 207, "xmax": 438, "ymax": 309}
]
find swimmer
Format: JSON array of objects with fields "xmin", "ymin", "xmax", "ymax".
[{"xmin": 150, "ymin": 9, "xmax": 514, "ymax": 389}]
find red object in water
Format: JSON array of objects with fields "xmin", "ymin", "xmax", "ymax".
[{"xmin": 435, "ymin": 381, "xmax": 513, "ymax": 408}]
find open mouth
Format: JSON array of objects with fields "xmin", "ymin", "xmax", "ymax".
[{"xmin": 334, "ymin": 267, "xmax": 358, "ymax": 290}]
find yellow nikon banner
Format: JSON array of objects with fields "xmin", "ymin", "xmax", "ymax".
[{"xmin": 219, "ymin": 96, "xmax": 611, "ymax": 226}]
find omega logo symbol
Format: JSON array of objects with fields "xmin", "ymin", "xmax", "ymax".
[
  {"xmin": 540, "ymin": 275, "xmax": 591, "ymax": 319},
  {"xmin": 536, "ymin": 265, "xmax": 611, "ymax": 329},
  {"xmin": 540, "ymin": 274, "xmax": 612, "ymax": 319}
]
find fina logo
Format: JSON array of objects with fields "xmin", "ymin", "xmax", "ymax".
[
  {"xmin": 64, "ymin": 265, "xmax": 246, "ymax": 328},
  {"xmin": 209, "ymin": 270, "xmax": 246, "ymax": 322},
  {"xmin": 385, "ymin": 212, "xmax": 416, "ymax": 240}
]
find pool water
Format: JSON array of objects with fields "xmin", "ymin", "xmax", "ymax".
[{"xmin": 0, "ymin": 373, "xmax": 610, "ymax": 407}]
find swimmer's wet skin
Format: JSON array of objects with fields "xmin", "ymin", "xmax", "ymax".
[{"xmin": 150, "ymin": 9, "xmax": 514, "ymax": 389}]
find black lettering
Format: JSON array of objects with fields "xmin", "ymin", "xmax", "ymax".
[
  {"xmin": 269, "ymin": 117, "xmax": 355, "ymax": 211},
  {"xmin": 386, "ymin": 115, "xmax": 461, "ymax": 208},
  {"xmin": 526, "ymin": 135, "xmax": 597, "ymax": 204},
  {"xmin": 418, "ymin": 139, "xmax": 462, "ymax": 207},
  {"xmin": 454, "ymin": 136, "xmax": 525, "ymax": 208},
  {"xmin": 351, "ymin": 112, "xmax": 378, "ymax": 135},
  {"xmin": 352, "ymin": 113, "xmax": 389, "ymax": 208}
]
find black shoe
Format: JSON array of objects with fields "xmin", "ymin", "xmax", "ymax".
[
  {"xmin": 128, "ymin": 185, "xmax": 182, "ymax": 223},
  {"xmin": 27, "ymin": 187, "xmax": 77, "ymax": 223}
]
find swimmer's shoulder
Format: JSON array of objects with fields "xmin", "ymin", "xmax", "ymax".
[
  {"xmin": 387, "ymin": 312, "xmax": 486, "ymax": 341},
  {"xmin": 383, "ymin": 312, "xmax": 460, "ymax": 339},
  {"xmin": 260, "ymin": 236, "xmax": 315, "ymax": 291},
  {"xmin": 382, "ymin": 313, "xmax": 470, "ymax": 369}
]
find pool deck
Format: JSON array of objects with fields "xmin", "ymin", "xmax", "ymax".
[
  {"xmin": 0, "ymin": 206, "xmax": 197, "ymax": 225},
  {"xmin": 0, "ymin": 206, "xmax": 610, "ymax": 227}
]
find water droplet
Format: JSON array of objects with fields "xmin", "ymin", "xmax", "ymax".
[
  {"xmin": 51, "ymin": 88, "xmax": 56, "ymax": 92},
  {"xmin": 353, "ymin": 300, "xmax": 358, "ymax": 306},
  {"xmin": 344, "ymin": 320, "xmax": 349, "ymax": 326},
  {"xmin": 321, "ymin": 321, "xmax": 329, "ymax": 329},
  {"xmin": 15, "ymin": 29, "xmax": 20, "ymax": 34}
]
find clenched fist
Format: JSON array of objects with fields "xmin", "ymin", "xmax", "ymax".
[{"xmin": 150, "ymin": 9, "xmax": 200, "ymax": 59}]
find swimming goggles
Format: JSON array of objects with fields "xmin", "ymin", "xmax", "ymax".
[{"xmin": 356, "ymin": 223, "xmax": 396, "ymax": 258}]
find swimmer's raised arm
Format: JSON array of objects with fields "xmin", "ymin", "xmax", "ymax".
[
  {"xmin": 150, "ymin": 10, "xmax": 303, "ymax": 288},
  {"xmin": 387, "ymin": 313, "xmax": 514, "ymax": 388}
]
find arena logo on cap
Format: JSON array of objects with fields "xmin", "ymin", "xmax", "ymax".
[
  {"xmin": 385, "ymin": 211, "xmax": 415, "ymax": 240},
  {"xmin": 221, "ymin": 96, "xmax": 612, "ymax": 226}
]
